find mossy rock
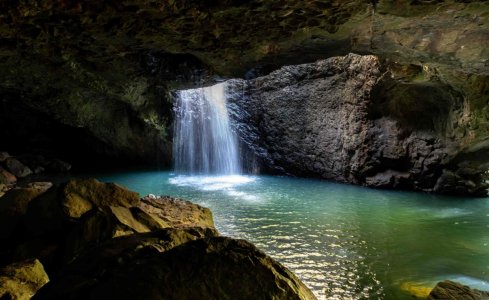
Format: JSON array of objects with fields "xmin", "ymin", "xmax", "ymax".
[{"xmin": 0, "ymin": 259, "xmax": 49, "ymax": 300}]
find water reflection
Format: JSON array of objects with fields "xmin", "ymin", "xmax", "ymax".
[{"xmin": 94, "ymin": 171, "xmax": 489, "ymax": 300}]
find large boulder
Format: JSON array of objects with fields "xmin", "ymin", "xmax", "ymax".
[
  {"xmin": 34, "ymin": 236, "xmax": 315, "ymax": 300},
  {"xmin": 227, "ymin": 54, "xmax": 489, "ymax": 196},
  {"xmin": 0, "ymin": 184, "xmax": 53, "ymax": 240},
  {"xmin": 428, "ymin": 280, "xmax": 489, "ymax": 300},
  {"xmin": 0, "ymin": 259, "xmax": 49, "ymax": 300},
  {"xmin": 3, "ymin": 178, "xmax": 216, "ymax": 275}
]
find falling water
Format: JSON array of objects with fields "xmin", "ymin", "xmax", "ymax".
[{"xmin": 173, "ymin": 82, "xmax": 241, "ymax": 175}]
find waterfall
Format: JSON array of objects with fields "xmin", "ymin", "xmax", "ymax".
[{"xmin": 173, "ymin": 82, "xmax": 241, "ymax": 175}]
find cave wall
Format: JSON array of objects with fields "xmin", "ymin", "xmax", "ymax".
[
  {"xmin": 227, "ymin": 54, "xmax": 489, "ymax": 196},
  {"xmin": 0, "ymin": 0, "xmax": 488, "ymax": 190}
]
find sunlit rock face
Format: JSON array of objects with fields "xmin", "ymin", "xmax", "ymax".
[{"xmin": 226, "ymin": 54, "xmax": 489, "ymax": 196}]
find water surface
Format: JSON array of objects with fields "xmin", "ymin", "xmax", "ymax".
[{"xmin": 96, "ymin": 170, "xmax": 489, "ymax": 299}]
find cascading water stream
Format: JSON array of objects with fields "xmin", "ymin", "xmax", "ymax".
[{"xmin": 173, "ymin": 82, "xmax": 241, "ymax": 175}]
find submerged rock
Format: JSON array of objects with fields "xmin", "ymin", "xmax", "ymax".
[
  {"xmin": 428, "ymin": 280, "xmax": 489, "ymax": 300},
  {"xmin": 0, "ymin": 259, "xmax": 49, "ymax": 300},
  {"xmin": 34, "ymin": 236, "xmax": 315, "ymax": 300}
]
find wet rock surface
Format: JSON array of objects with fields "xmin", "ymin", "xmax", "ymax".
[
  {"xmin": 428, "ymin": 280, "xmax": 489, "ymax": 300},
  {"xmin": 227, "ymin": 54, "xmax": 489, "ymax": 196}
]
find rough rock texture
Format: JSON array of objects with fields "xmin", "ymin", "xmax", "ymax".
[
  {"xmin": 428, "ymin": 280, "xmax": 489, "ymax": 300},
  {"xmin": 140, "ymin": 195, "xmax": 215, "ymax": 229},
  {"xmin": 0, "ymin": 184, "xmax": 53, "ymax": 240},
  {"xmin": 1, "ymin": 1, "xmax": 488, "ymax": 172},
  {"xmin": 0, "ymin": 178, "xmax": 313, "ymax": 300},
  {"xmin": 34, "ymin": 236, "xmax": 315, "ymax": 300},
  {"xmin": 5, "ymin": 158, "xmax": 32, "ymax": 178},
  {"xmin": 0, "ymin": 178, "xmax": 216, "ymax": 275},
  {"xmin": 227, "ymin": 54, "xmax": 489, "ymax": 196},
  {"xmin": 0, "ymin": 259, "xmax": 49, "ymax": 300}
]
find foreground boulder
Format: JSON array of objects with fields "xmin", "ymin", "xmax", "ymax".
[
  {"xmin": 34, "ymin": 236, "xmax": 315, "ymax": 300},
  {"xmin": 0, "ymin": 184, "xmax": 53, "ymax": 240},
  {"xmin": 2, "ymin": 178, "xmax": 216, "ymax": 274},
  {"xmin": 0, "ymin": 259, "xmax": 49, "ymax": 299},
  {"xmin": 428, "ymin": 280, "xmax": 489, "ymax": 300}
]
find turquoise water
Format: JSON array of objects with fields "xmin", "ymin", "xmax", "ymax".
[{"xmin": 95, "ymin": 170, "xmax": 489, "ymax": 299}]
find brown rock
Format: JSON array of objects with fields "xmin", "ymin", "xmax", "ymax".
[
  {"xmin": 0, "ymin": 259, "xmax": 49, "ymax": 300},
  {"xmin": 139, "ymin": 195, "xmax": 215, "ymax": 229},
  {"xmin": 61, "ymin": 178, "xmax": 140, "ymax": 218},
  {"xmin": 0, "ymin": 152, "xmax": 10, "ymax": 162},
  {"xmin": 428, "ymin": 280, "xmax": 489, "ymax": 300},
  {"xmin": 0, "ymin": 185, "xmax": 51, "ymax": 240},
  {"xmin": 0, "ymin": 166, "xmax": 16, "ymax": 186}
]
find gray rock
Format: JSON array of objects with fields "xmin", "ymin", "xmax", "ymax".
[
  {"xmin": 0, "ymin": 152, "xmax": 10, "ymax": 162},
  {"xmin": 5, "ymin": 157, "xmax": 32, "ymax": 178},
  {"xmin": 227, "ymin": 54, "xmax": 488, "ymax": 196}
]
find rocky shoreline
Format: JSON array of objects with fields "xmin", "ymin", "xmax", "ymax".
[
  {"xmin": 0, "ymin": 177, "xmax": 487, "ymax": 299},
  {"xmin": 0, "ymin": 178, "xmax": 316, "ymax": 299}
]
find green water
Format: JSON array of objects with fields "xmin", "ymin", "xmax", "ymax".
[{"xmin": 95, "ymin": 170, "xmax": 489, "ymax": 299}]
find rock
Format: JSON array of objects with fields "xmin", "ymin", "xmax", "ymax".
[
  {"xmin": 33, "ymin": 166, "xmax": 45, "ymax": 174},
  {"xmin": 26, "ymin": 182, "xmax": 53, "ymax": 190},
  {"xmin": 0, "ymin": 166, "xmax": 16, "ymax": 186},
  {"xmin": 139, "ymin": 195, "xmax": 215, "ymax": 229},
  {"xmin": 226, "ymin": 54, "xmax": 489, "ymax": 196},
  {"xmin": 0, "ymin": 259, "xmax": 49, "ymax": 300},
  {"xmin": 6, "ymin": 178, "xmax": 217, "ymax": 274},
  {"xmin": 59, "ymin": 178, "xmax": 139, "ymax": 219},
  {"xmin": 0, "ymin": 152, "xmax": 10, "ymax": 162},
  {"xmin": 0, "ymin": 185, "xmax": 52, "ymax": 240},
  {"xmin": 34, "ymin": 236, "xmax": 315, "ymax": 300},
  {"xmin": 400, "ymin": 282, "xmax": 432, "ymax": 299},
  {"xmin": 47, "ymin": 159, "xmax": 71, "ymax": 172},
  {"xmin": 428, "ymin": 280, "xmax": 489, "ymax": 300},
  {"xmin": 5, "ymin": 157, "xmax": 32, "ymax": 178}
]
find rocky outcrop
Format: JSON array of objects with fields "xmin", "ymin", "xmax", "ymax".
[
  {"xmin": 227, "ymin": 54, "xmax": 489, "ymax": 196},
  {"xmin": 1, "ymin": 1, "xmax": 488, "ymax": 172},
  {"xmin": 428, "ymin": 280, "xmax": 489, "ymax": 300},
  {"xmin": 0, "ymin": 178, "xmax": 314, "ymax": 299},
  {"xmin": 0, "ymin": 178, "xmax": 216, "ymax": 273},
  {"xmin": 34, "ymin": 236, "xmax": 315, "ymax": 300},
  {"xmin": 0, "ymin": 259, "xmax": 49, "ymax": 300}
]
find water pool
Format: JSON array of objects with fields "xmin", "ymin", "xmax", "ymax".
[{"xmin": 95, "ymin": 170, "xmax": 489, "ymax": 299}]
